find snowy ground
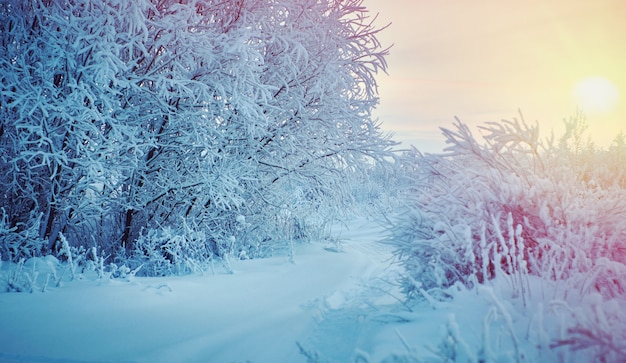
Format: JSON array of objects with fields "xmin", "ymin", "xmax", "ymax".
[
  {"xmin": 0, "ymin": 218, "xmax": 608, "ymax": 363},
  {"xmin": 0, "ymin": 218, "xmax": 398, "ymax": 362}
]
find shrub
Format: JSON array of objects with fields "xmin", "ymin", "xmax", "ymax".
[
  {"xmin": 0, "ymin": 208, "xmax": 46, "ymax": 262},
  {"xmin": 130, "ymin": 221, "xmax": 215, "ymax": 276},
  {"xmin": 388, "ymin": 113, "xmax": 626, "ymax": 362},
  {"xmin": 390, "ymin": 114, "xmax": 626, "ymax": 297}
]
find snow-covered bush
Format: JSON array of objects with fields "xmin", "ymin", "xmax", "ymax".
[
  {"xmin": 0, "ymin": 0, "xmax": 394, "ymax": 267},
  {"xmin": 3, "ymin": 256, "xmax": 61, "ymax": 293},
  {"xmin": 0, "ymin": 208, "xmax": 45, "ymax": 262},
  {"xmin": 550, "ymin": 292, "xmax": 626, "ymax": 362},
  {"xmin": 389, "ymin": 114, "xmax": 626, "ymax": 361},
  {"xmin": 130, "ymin": 222, "xmax": 214, "ymax": 276},
  {"xmin": 391, "ymin": 114, "xmax": 626, "ymax": 295}
]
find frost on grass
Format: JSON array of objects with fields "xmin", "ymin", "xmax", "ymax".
[{"xmin": 387, "ymin": 114, "xmax": 626, "ymax": 362}]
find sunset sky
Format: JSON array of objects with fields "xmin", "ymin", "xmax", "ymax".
[{"xmin": 364, "ymin": 0, "xmax": 626, "ymax": 152}]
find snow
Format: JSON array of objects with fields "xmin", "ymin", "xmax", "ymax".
[
  {"xmin": 0, "ymin": 219, "xmax": 396, "ymax": 362},
  {"xmin": 0, "ymin": 218, "xmax": 620, "ymax": 362}
]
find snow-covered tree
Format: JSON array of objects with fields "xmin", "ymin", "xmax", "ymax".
[{"xmin": 0, "ymin": 0, "xmax": 394, "ymax": 265}]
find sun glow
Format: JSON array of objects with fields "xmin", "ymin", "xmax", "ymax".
[{"xmin": 572, "ymin": 76, "xmax": 620, "ymax": 116}]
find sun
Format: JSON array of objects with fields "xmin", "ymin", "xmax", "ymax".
[{"xmin": 572, "ymin": 76, "xmax": 620, "ymax": 116}]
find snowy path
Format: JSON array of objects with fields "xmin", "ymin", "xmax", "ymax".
[{"xmin": 0, "ymin": 218, "xmax": 395, "ymax": 363}]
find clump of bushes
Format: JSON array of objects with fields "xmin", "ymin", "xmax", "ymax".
[
  {"xmin": 392, "ymin": 114, "xmax": 626, "ymax": 295},
  {"xmin": 389, "ymin": 114, "xmax": 626, "ymax": 361}
]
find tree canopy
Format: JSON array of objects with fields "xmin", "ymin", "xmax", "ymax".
[{"xmin": 0, "ymin": 0, "xmax": 394, "ymax": 269}]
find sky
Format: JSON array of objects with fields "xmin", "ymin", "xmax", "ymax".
[{"xmin": 364, "ymin": 0, "xmax": 626, "ymax": 153}]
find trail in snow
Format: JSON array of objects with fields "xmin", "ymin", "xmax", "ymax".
[{"xmin": 0, "ymin": 218, "xmax": 396, "ymax": 363}]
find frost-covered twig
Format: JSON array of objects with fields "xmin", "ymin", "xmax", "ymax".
[
  {"xmin": 59, "ymin": 232, "xmax": 75, "ymax": 281},
  {"xmin": 480, "ymin": 286, "xmax": 522, "ymax": 361}
]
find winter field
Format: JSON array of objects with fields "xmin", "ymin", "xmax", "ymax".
[
  {"xmin": 0, "ymin": 217, "xmax": 605, "ymax": 363},
  {"xmin": 2, "ymin": 218, "xmax": 400, "ymax": 363},
  {"xmin": 2, "ymin": 206, "xmax": 626, "ymax": 363},
  {"xmin": 2, "ymin": 1, "xmax": 626, "ymax": 362},
  {"xmin": 3, "ymin": 218, "xmax": 398, "ymax": 363}
]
